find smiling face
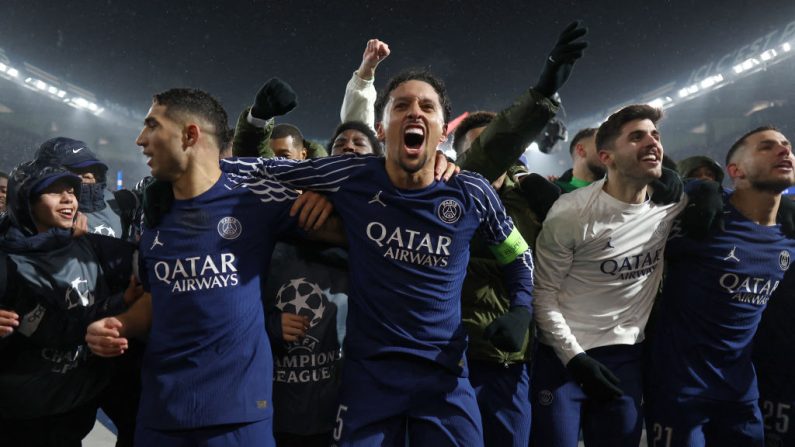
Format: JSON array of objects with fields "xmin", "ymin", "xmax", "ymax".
[
  {"xmin": 599, "ymin": 118, "xmax": 663, "ymax": 183},
  {"xmin": 378, "ymin": 80, "xmax": 447, "ymax": 181},
  {"xmin": 31, "ymin": 179, "xmax": 78, "ymax": 232},
  {"xmin": 728, "ymin": 129, "xmax": 794, "ymax": 193}
]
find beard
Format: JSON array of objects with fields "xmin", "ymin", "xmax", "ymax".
[
  {"xmin": 587, "ymin": 161, "xmax": 606, "ymax": 179},
  {"xmin": 398, "ymin": 151, "xmax": 430, "ymax": 175},
  {"xmin": 751, "ymin": 177, "xmax": 794, "ymax": 194}
]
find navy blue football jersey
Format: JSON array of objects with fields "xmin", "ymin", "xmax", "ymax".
[
  {"xmin": 650, "ymin": 192, "xmax": 795, "ymax": 401},
  {"xmin": 222, "ymin": 155, "xmax": 532, "ymax": 374},
  {"xmin": 137, "ymin": 172, "xmax": 298, "ymax": 429}
]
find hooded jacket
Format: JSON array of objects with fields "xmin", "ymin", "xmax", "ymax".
[
  {"xmin": 35, "ymin": 137, "xmax": 139, "ymax": 240},
  {"xmin": 0, "ymin": 160, "xmax": 135, "ymax": 419},
  {"xmin": 677, "ymin": 155, "xmax": 725, "ymax": 184}
]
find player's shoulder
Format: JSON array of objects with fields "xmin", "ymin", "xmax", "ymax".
[
  {"xmin": 453, "ymin": 170, "xmax": 493, "ymax": 193},
  {"xmin": 545, "ymin": 181, "xmax": 598, "ymax": 222}
]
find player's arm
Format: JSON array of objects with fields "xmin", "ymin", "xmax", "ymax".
[
  {"xmin": 340, "ymin": 38, "xmax": 390, "ymax": 130},
  {"xmin": 289, "ymin": 191, "xmax": 347, "ymax": 246},
  {"xmin": 457, "ymin": 21, "xmax": 588, "ymax": 182},
  {"xmin": 86, "ymin": 292, "xmax": 152, "ymax": 358},
  {"xmin": 232, "ymin": 78, "xmax": 297, "ymax": 157},
  {"xmin": 463, "ymin": 173, "xmax": 533, "ymax": 352},
  {"xmin": 532, "ymin": 205, "xmax": 582, "ymax": 362},
  {"xmin": 533, "ymin": 204, "xmax": 623, "ymax": 400},
  {"xmin": 231, "ymin": 106, "xmax": 274, "ymax": 157}
]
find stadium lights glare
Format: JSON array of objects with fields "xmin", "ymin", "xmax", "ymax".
[
  {"xmin": 647, "ymin": 96, "xmax": 674, "ymax": 109},
  {"xmin": 699, "ymin": 74, "xmax": 724, "ymax": 89},
  {"xmin": 68, "ymin": 96, "xmax": 104, "ymax": 116},
  {"xmin": 760, "ymin": 49, "xmax": 778, "ymax": 61},
  {"xmin": 678, "ymin": 84, "xmax": 699, "ymax": 98},
  {"xmin": 6, "ymin": 67, "xmax": 18, "ymax": 77},
  {"xmin": 783, "ymin": 42, "xmax": 792, "ymax": 52}
]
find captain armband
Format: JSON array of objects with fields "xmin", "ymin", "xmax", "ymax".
[{"xmin": 489, "ymin": 227, "xmax": 529, "ymax": 265}]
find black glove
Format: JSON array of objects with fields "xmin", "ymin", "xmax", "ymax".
[
  {"xmin": 250, "ymin": 77, "xmax": 298, "ymax": 121},
  {"xmin": 518, "ymin": 173, "xmax": 562, "ymax": 221},
  {"xmin": 483, "ymin": 306, "xmax": 531, "ymax": 352},
  {"xmin": 680, "ymin": 179, "xmax": 724, "ymax": 239},
  {"xmin": 566, "ymin": 353, "xmax": 623, "ymax": 401},
  {"xmin": 534, "ymin": 21, "xmax": 589, "ymax": 98},
  {"xmin": 142, "ymin": 179, "xmax": 174, "ymax": 228},
  {"xmin": 650, "ymin": 167, "xmax": 683, "ymax": 205},
  {"xmin": 778, "ymin": 195, "xmax": 795, "ymax": 238}
]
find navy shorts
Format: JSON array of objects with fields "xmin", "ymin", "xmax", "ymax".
[
  {"xmin": 645, "ymin": 389, "xmax": 763, "ymax": 447},
  {"xmin": 757, "ymin": 365, "xmax": 795, "ymax": 447},
  {"xmin": 469, "ymin": 360, "xmax": 531, "ymax": 447},
  {"xmin": 134, "ymin": 418, "xmax": 274, "ymax": 447},
  {"xmin": 331, "ymin": 355, "xmax": 483, "ymax": 447},
  {"xmin": 531, "ymin": 343, "xmax": 644, "ymax": 447}
]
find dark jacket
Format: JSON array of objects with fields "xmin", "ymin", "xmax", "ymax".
[
  {"xmin": 0, "ymin": 161, "xmax": 135, "ymax": 419},
  {"xmin": 457, "ymin": 88, "xmax": 558, "ymax": 363}
]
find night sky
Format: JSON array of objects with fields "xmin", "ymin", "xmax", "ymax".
[{"xmin": 1, "ymin": 0, "xmax": 794, "ymax": 139}]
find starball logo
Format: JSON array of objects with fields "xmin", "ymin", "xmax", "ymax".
[
  {"xmin": 366, "ymin": 222, "xmax": 452, "ymax": 267},
  {"xmin": 153, "ymin": 253, "xmax": 239, "ymax": 293}
]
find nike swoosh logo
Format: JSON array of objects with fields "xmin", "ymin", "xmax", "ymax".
[{"xmin": 72, "ymin": 148, "xmax": 84, "ymax": 153}]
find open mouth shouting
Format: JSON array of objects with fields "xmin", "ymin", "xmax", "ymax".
[{"xmin": 403, "ymin": 124, "xmax": 426, "ymax": 156}]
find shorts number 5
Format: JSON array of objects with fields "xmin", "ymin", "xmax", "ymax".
[{"xmin": 333, "ymin": 404, "xmax": 349, "ymax": 441}]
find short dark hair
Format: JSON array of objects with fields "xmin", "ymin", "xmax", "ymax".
[
  {"xmin": 452, "ymin": 111, "xmax": 496, "ymax": 155},
  {"xmin": 595, "ymin": 105, "xmax": 662, "ymax": 151},
  {"xmin": 726, "ymin": 125, "xmax": 780, "ymax": 165},
  {"xmin": 0, "ymin": 171, "xmax": 8, "ymax": 180},
  {"xmin": 271, "ymin": 123, "xmax": 304, "ymax": 149},
  {"xmin": 153, "ymin": 88, "xmax": 230, "ymax": 150},
  {"xmin": 569, "ymin": 127, "xmax": 598, "ymax": 156},
  {"xmin": 327, "ymin": 121, "xmax": 383, "ymax": 156},
  {"xmin": 374, "ymin": 68, "xmax": 452, "ymax": 124}
]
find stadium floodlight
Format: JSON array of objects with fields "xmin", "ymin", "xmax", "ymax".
[
  {"xmin": 0, "ymin": 63, "xmax": 5, "ymax": 72},
  {"xmin": 783, "ymin": 42, "xmax": 792, "ymax": 52},
  {"xmin": 678, "ymin": 84, "xmax": 699, "ymax": 98},
  {"xmin": 647, "ymin": 96, "xmax": 673, "ymax": 109},
  {"xmin": 760, "ymin": 49, "xmax": 778, "ymax": 61},
  {"xmin": 733, "ymin": 57, "xmax": 761, "ymax": 74},
  {"xmin": 699, "ymin": 74, "xmax": 724, "ymax": 89},
  {"xmin": 56, "ymin": 90, "xmax": 66, "ymax": 98},
  {"xmin": 72, "ymin": 97, "xmax": 89, "ymax": 108},
  {"xmin": 6, "ymin": 67, "xmax": 18, "ymax": 77}
]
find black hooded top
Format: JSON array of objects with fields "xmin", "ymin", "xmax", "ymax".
[
  {"xmin": 0, "ymin": 159, "xmax": 136, "ymax": 419},
  {"xmin": 35, "ymin": 137, "xmax": 139, "ymax": 240}
]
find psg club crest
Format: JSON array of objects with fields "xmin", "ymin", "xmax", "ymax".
[
  {"xmin": 217, "ymin": 216, "xmax": 242, "ymax": 240},
  {"xmin": 780, "ymin": 250, "xmax": 791, "ymax": 271},
  {"xmin": 437, "ymin": 199, "xmax": 462, "ymax": 224}
]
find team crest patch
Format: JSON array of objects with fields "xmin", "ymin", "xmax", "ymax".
[
  {"xmin": 217, "ymin": 216, "xmax": 242, "ymax": 240},
  {"xmin": 538, "ymin": 390, "xmax": 554, "ymax": 406},
  {"xmin": 437, "ymin": 199, "xmax": 462, "ymax": 224},
  {"xmin": 780, "ymin": 250, "xmax": 791, "ymax": 271},
  {"xmin": 653, "ymin": 221, "xmax": 669, "ymax": 236}
]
